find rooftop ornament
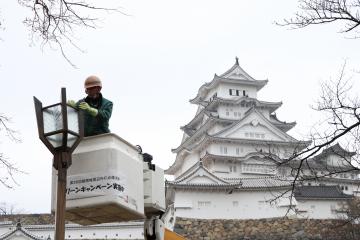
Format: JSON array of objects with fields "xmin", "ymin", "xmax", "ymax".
[{"xmin": 34, "ymin": 88, "xmax": 83, "ymax": 240}]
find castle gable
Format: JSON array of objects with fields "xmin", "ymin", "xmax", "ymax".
[
  {"xmin": 214, "ymin": 108, "xmax": 296, "ymax": 142},
  {"xmin": 219, "ymin": 58, "xmax": 256, "ymax": 81},
  {"xmin": 174, "ymin": 162, "xmax": 229, "ymax": 185}
]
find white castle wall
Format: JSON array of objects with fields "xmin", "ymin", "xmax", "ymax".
[
  {"xmin": 174, "ymin": 190, "xmax": 293, "ymax": 219},
  {"xmin": 0, "ymin": 223, "xmax": 144, "ymax": 240},
  {"xmin": 180, "ymin": 153, "xmax": 200, "ymax": 174},
  {"xmin": 296, "ymin": 200, "xmax": 347, "ymax": 219},
  {"xmin": 218, "ymin": 83, "xmax": 257, "ymax": 99}
]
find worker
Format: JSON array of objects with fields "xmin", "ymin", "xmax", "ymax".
[{"xmin": 68, "ymin": 75, "xmax": 113, "ymax": 137}]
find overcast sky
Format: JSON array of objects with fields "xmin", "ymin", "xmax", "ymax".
[{"xmin": 1, "ymin": 0, "xmax": 360, "ymax": 213}]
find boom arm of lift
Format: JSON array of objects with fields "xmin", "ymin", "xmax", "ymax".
[{"xmin": 141, "ymin": 152, "xmax": 185, "ymax": 240}]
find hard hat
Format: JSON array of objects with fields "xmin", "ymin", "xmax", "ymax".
[{"xmin": 84, "ymin": 75, "xmax": 102, "ymax": 89}]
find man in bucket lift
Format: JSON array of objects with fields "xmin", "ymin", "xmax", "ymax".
[{"xmin": 68, "ymin": 76, "xmax": 113, "ymax": 137}]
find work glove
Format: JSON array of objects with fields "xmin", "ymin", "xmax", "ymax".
[
  {"xmin": 67, "ymin": 100, "xmax": 77, "ymax": 108},
  {"xmin": 79, "ymin": 102, "xmax": 98, "ymax": 117}
]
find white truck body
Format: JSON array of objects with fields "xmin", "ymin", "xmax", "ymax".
[{"xmin": 52, "ymin": 133, "xmax": 145, "ymax": 225}]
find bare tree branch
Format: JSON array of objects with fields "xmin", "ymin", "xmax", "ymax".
[
  {"xmin": 0, "ymin": 114, "xmax": 23, "ymax": 188},
  {"xmin": 277, "ymin": 0, "xmax": 360, "ymax": 37},
  {"xmin": 0, "ymin": 202, "xmax": 24, "ymax": 215},
  {"xmin": 16, "ymin": 0, "xmax": 127, "ymax": 67}
]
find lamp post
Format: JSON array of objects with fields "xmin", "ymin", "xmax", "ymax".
[{"xmin": 34, "ymin": 88, "xmax": 83, "ymax": 240}]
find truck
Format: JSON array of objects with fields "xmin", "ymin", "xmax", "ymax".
[{"xmin": 51, "ymin": 133, "xmax": 185, "ymax": 240}]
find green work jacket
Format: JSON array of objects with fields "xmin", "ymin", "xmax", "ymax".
[{"xmin": 77, "ymin": 94, "xmax": 113, "ymax": 137}]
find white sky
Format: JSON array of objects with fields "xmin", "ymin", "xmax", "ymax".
[{"xmin": 0, "ymin": 0, "xmax": 360, "ymax": 213}]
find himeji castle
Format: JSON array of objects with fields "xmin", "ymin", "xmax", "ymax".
[{"xmin": 165, "ymin": 58, "xmax": 360, "ymax": 220}]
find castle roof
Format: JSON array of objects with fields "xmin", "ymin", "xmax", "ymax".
[
  {"xmin": 200, "ymin": 151, "xmax": 281, "ymax": 164},
  {"xmin": 180, "ymin": 109, "xmax": 232, "ymax": 137},
  {"xmin": 224, "ymin": 176, "xmax": 292, "ymax": 189},
  {"xmin": 167, "ymin": 159, "xmax": 292, "ymax": 191},
  {"xmin": 173, "ymin": 107, "xmax": 307, "ymax": 154},
  {"xmin": 190, "ymin": 58, "xmax": 268, "ymax": 104},
  {"xmin": 212, "ymin": 108, "xmax": 299, "ymax": 142},
  {"xmin": 284, "ymin": 158, "xmax": 358, "ymax": 172},
  {"xmin": 173, "ymin": 161, "xmax": 230, "ymax": 184},
  {"xmin": 181, "ymin": 97, "xmax": 288, "ymax": 137},
  {"xmin": 281, "ymin": 143, "xmax": 359, "ymax": 173},
  {"xmin": 0, "ymin": 222, "xmax": 43, "ymax": 240},
  {"xmin": 269, "ymin": 114, "xmax": 296, "ymax": 132},
  {"xmin": 294, "ymin": 186, "xmax": 353, "ymax": 200},
  {"xmin": 207, "ymin": 97, "xmax": 282, "ymax": 112},
  {"xmin": 314, "ymin": 143, "xmax": 356, "ymax": 160},
  {"xmin": 167, "ymin": 108, "xmax": 310, "ymax": 175}
]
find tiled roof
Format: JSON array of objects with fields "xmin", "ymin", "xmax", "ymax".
[
  {"xmin": 0, "ymin": 222, "xmax": 44, "ymax": 240},
  {"xmin": 285, "ymin": 158, "xmax": 358, "ymax": 172},
  {"xmin": 207, "ymin": 97, "xmax": 282, "ymax": 113},
  {"xmin": 166, "ymin": 181, "xmax": 243, "ymax": 190},
  {"xmin": 173, "ymin": 161, "xmax": 230, "ymax": 184},
  {"xmin": 190, "ymin": 59, "xmax": 268, "ymax": 104},
  {"xmin": 269, "ymin": 114, "xmax": 296, "ymax": 132},
  {"xmin": 315, "ymin": 143, "xmax": 356, "ymax": 159},
  {"xmin": 224, "ymin": 177, "xmax": 293, "ymax": 189},
  {"xmin": 294, "ymin": 186, "xmax": 353, "ymax": 199},
  {"xmin": 168, "ymin": 176, "xmax": 292, "ymax": 190}
]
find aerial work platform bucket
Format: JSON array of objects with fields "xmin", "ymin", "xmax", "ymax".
[{"xmin": 51, "ymin": 133, "xmax": 145, "ymax": 225}]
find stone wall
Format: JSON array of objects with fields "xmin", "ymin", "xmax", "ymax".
[{"xmin": 174, "ymin": 217, "xmax": 360, "ymax": 240}]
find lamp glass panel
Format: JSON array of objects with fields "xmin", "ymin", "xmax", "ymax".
[
  {"xmin": 46, "ymin": 133, "xmax": 63, "ymax": 148},
  {"xmin": 67, "ymin": 106, "xmax": 79, "ymax": 134},
  {"xmin": 43, "ymin": 105, "xmax": 63, "ymax": 134},
  {"xmin": 67, "ymin": 133, "xmax": 78, "ymax": 148}
]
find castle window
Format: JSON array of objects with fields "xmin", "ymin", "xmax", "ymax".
[
  {"xmin": 198, "ymin": 201, "xmax": 211, "ymax": 207},
  {"xmin": 229, "ymin": 89, "xmax": 240, "ymax": 96},
  {"xmin": 242, "ymin": 164, "xmax": 275, "ymax": 174},
  {"xmin": 220, "ymin": 146, "xmax": 227, "ymax": 154},
  {"xmin": 233, "ymin": 201, "xmax": 239, "ymax": 207},
  {"xmin": 245, "ymin": 132, "xmax": 265, "ymax": 139},
  {"xmin": 236, "ymin": 148, "xmax": 240, "ymax": 155},
  {"xmin": 243, "ymin": 90, "xmax": 246, "ymax": 96}
]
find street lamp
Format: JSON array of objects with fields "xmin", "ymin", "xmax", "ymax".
[{"xmin": 34, "ymin": 88, "xmax": 83, "ymax": 240}]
